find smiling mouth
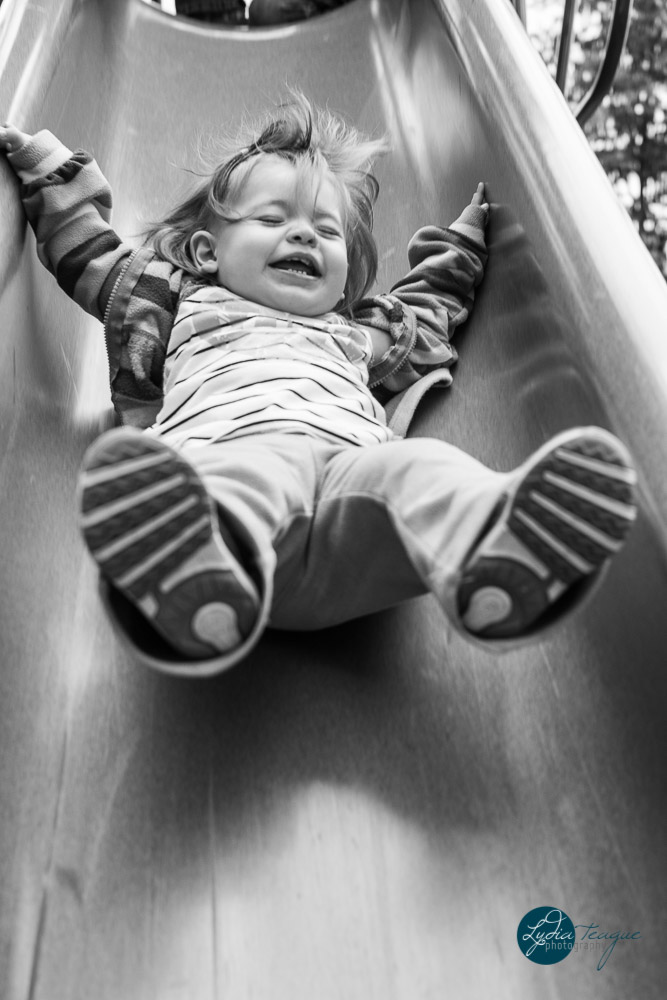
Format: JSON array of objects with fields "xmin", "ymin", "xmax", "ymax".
[{"xmin": 270, "ymin": 256, "xmax": 321, "ymax": 278}]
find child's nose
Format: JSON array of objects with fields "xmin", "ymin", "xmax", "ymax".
[{"xmin": 287, "ymin": 218, "xmax": 317, "ymax": 245}]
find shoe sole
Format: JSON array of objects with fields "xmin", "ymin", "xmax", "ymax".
[
  {"xmin": 78, "ymin": 429, "xmax": 260, "ymax": 660},
  {"xmin": 457, "ymin": 427, "xmax": 638, "ymax": 638}
]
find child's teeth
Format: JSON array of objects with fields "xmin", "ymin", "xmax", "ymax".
[{"xmin": 272, "ymin": 258, "xmax": 317, "ymax": 276}]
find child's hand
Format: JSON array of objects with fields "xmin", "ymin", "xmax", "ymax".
[
  {"xmin": 448, "ymin": 182, "xmax": 490, "ymax": 247},
  {"xmin": 0, "ymin": 124, "xmax": 31, "ymax": 154},
  {"xmin": 470, "ymin": 182, "xmax": 490, "ymax": 216}
]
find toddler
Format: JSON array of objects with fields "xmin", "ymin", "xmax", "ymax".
[{"xmin": 0, "ymin": 96, "xmax": 637, "ymax": 675}]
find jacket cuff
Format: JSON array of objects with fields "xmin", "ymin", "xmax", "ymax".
[
  {"xmin": 8, "ymin": 130, "xmax": 73, "ymax": 182},
  {"xmin": 448, "ymin": 203, "xmax": 488, "ymax": 248},
  {"xmin": 353, "ymin": 294, "xmax": 418, "ymax": 389}
]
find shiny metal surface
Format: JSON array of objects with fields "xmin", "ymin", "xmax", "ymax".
[{"xmin": 1, "ymin": 0, "xmax": 666, "ymax": 996}]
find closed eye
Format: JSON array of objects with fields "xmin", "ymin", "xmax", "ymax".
[
  {"xmin": 257, "ymin": 216, "xmax": 284, "ymax": 225},
  {"xmin": 317, "ymin": 226, "xmax": 343, "ymax": 238}
]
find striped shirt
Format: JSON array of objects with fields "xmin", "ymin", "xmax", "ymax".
[{"xmin": 150, "ymin": 285, "xmax": 394, "ymax": 448}]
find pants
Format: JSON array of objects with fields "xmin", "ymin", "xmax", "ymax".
[{"xmin": 173, "ymin": 432, "xmax": 511, "ymax": 665}]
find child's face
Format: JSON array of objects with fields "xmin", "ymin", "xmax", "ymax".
[{"xmin": 195, "ymin": 155, "xmax": 349, "ymax": 317}]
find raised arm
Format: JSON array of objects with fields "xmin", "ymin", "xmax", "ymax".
[
  {"xmin": 391, "ymin": 183, "xmax": 488, "ymax": 341},
  {"xmin": 0, "ymin": 124, "xmax": 135, "ymax": 322},
  {"xmin": 357, "ymin": 184, "xmax": 489, "ymax": 398},
  {"xmin": 0, "ymin": 124, "xmax": 183, "ymax": 427}
]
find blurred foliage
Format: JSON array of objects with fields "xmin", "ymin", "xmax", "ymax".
[{"xmin": 528, "ymin": 0, "xmax": 667, "ymax": 278}]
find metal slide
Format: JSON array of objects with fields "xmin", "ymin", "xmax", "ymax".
[{"xmin": 1, "ymin": 0, "xmax": 666, "ymax": 996}]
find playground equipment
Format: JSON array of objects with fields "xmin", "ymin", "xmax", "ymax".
[{"xmin": 1, "ymin": 1, "xmax": 666, "ymax": 996}]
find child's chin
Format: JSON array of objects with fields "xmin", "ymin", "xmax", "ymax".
[
  {"xmin": 282, "ymin": 300, "xmax": 333, "ymax": 318},
  {"xmin": 269, "ymin": 289, "xmax": 339, "ymax": 317}
]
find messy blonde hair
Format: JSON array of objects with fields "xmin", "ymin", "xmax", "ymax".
[{"xmin": 143, "ymin": 92, "xmax": 387, "ymax": 312}]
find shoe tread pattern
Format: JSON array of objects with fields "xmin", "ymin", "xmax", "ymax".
[
  {"xmin": 82, "ymin": 448, "xmax": 213, "ymax": 598},
  {"xmin": 458, "ymin": 430, "xmax": 637, "ymax": 639},
  {"xmin": 79, "ymin": 430, "xmax": 260, "ymax": 660},
  {"xmin": 509, "ymin": 439, "xmax": 636, "ymax": 584}
]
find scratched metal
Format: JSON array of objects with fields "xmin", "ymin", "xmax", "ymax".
[{"xmin": 0, "ymin": 0, "xmax": 666, "ymax": 997}]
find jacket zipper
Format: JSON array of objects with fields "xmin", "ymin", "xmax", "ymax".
[
  {"xmin": 103, "ymin": 248, "xmax": 139, "ymax": 332},
  {"xmin": 102, "ymin": 248, "xmax": 140, "ymax": 386}
]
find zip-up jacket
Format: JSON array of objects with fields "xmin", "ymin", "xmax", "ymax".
[{"xmin": 7, "ymin": 131, "xmax": 488, "ymax": 433}]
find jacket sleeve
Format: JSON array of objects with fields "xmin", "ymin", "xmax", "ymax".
[
  {"xmin": 356, "ymin": 202, "xmax": 488, "ymax": 399},
  {"xmin": 6, "ymin": 130, "xmax": 137, "ymax": 321},
  {"xmin": 7, "ymin": 131, "xmax": 184, "ymax": 425}
]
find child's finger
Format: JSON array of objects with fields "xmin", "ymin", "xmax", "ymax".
[
  {"xmin": 0, "ymin": 124, "xmax": 29, "ymax": 152},
  {"xmin": 470, "ymin": 181, "xmax": 486, "ymax": 205}
]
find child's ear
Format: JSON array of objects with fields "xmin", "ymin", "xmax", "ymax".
[{"xmin": 190, "ymin": 230, "xmax": 219, "ymax": 275}]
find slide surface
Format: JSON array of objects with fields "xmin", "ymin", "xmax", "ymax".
[{"xmin": 1, "ymin": 0, "xmax": 666, "ymax": 996}]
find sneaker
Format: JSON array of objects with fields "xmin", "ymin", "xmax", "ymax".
[
  {"xmin": 457, "ymin": 427, "xmax": 638, "ymax": 638},
  {"xmin": 78, "ymin": 428, "xmax": 261, "ymax": 660}
]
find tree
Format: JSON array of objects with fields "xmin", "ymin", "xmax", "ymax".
[{"xmin": 528, "ymin": 0, "xmax": 667, "ymax": 277}]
